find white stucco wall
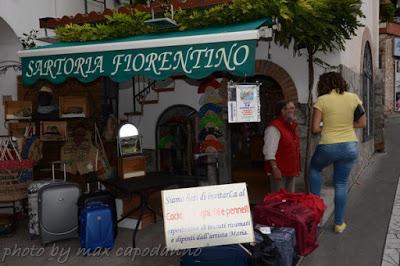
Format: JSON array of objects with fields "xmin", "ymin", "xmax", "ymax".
[
  {"xmin": 0, "ymin": 18, "xmax": 22, "ymax": 134},
  {"xmin": 120, "ymin": 79, "xmax": 201, "ymax": 149},
  {"xmin": 0, "ymin": 0, "xmax": 85, "ymax": 37}
]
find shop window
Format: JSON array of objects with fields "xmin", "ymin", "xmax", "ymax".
[{"xmin": 362, "ymin": 42, "xmax": 374, "ymax": 142}]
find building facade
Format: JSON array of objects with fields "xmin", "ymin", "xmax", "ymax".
[{"xmin": 0, "ymin": 0, "xmax": 381, "ymax": 195}]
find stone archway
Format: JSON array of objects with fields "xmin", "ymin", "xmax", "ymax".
[{"xmin": 255, "ymin": 60, "xmax": 299, "ymax": 102}]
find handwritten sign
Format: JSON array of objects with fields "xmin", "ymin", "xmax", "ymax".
[
  {"xmin": 228, "ymin": 84, "xmax": 260, "ymax": 123},
  {"xmin": 162, "ymin": 183, "xmax": 254, "ymax": 250}
]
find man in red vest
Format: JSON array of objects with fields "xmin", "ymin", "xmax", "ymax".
[{"xmin": 263, "ymin": 100, "xmax": 300, "ymax": 192}]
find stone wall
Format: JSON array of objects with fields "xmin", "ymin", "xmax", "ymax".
[
  {"xmin": 340, "ymin": 65, "xmax": 375, "ymax": 179},
  {"xmin": 294, "ymin": 65, "xmax": 376, "ymax": 192},
  {"xmin": 380, "ymin": 34, "xmax": 395, "ymax": 114},
  {"xmin": 374, "ymin": 69, "xmax": 386, "ymax": 152}
]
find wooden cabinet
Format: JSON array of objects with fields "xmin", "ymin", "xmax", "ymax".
[
  {"xmin": 40, "ymin": 121, "xmax": 67, "ymax": 141},
  {"xmin": 8, "ymin": 122, "xmax": 35, "ymax": 138},
  {"xmin": 4, "ymin": 101, "xmax": 32, "ymax": 120},
  {"xmin": 118, "ymin": 156, "xmax": 146, "ymax": 179},
  {"xmin": 59, "ymin": 96, "xmax": 88, "ymax": 118}
]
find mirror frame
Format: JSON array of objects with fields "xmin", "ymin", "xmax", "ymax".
[{"xmin": 118, "ymin": 123, "xmax": 142, "ymax": 156}]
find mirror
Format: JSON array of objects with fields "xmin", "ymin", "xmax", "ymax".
[
  {"xmin": 118, "ymin": 123, "xmax": 142, "ymax": 156},
  {"xmin": 119, "ymin": 123, "xmax": 139, "ymax": 138}
]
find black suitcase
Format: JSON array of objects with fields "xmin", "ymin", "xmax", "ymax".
[
  {"xmin": 181, "ymin": 244, "xmax": 248, "ymax": 266},
  {"xmin": 77, "ymin": 182, "xmax": 117, "ymax": 237}
]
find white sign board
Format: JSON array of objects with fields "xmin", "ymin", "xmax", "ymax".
[
  {"xmin": 162, "ymin": 183, "xmax": 254, "ymax": 250},
  {"xmin": 396, "ymin": 60, "xmax": 400, "ymax": 112},
  {"xmin": 228, "ymin": 84, "xmax": 261, "ymax": 123},
  {"xmin": 394, "ymin": 38, "xmax": 400, "ymax": 57}
]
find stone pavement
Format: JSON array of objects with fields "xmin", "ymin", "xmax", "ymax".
[
  {"xmin": 0, "ymin": 218, "xmax": 180, "ymax": 266},
  {"xmin": 301, "ymin": 115, "xmax": 400, "ymax": 266},
  {"xmin": 2, "ymin": 116, "xmax": 400, "ymax": 266},
  {"xmin": 381, "ymin": 177, "xmax": 400, "ymax": 266}
]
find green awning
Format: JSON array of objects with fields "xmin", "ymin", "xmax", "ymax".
[{"xmin": 19, "ymin": 19, "xmax": 273, "ymax": 85}]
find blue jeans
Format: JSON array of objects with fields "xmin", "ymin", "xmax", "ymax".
[{"xmin": 309, "ymin": 142, "xmax": 358, "ymax": 225}]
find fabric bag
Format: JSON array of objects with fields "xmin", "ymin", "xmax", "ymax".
[
  {"xmin": 263, "ymin": 189, "xmax": 326, "ymax": 222},
  {"xmin": 256, "ymin": 191, "xmax": 322, "ymax": 256},
  {"xmin": 354, "ymin": 104, "xmax": 365, "ymax": 121}
]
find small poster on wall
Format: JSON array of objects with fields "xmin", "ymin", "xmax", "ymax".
[
  {"xmin": 395, "ymin": 60, "xmax": 400, "ymax": 112},
  {"xmin": 228, "ymin": 83, "xmax": 261, "ymax": 123},
  {"xmin": 394, "ymin": 38, "xmax": 400, "ymax": 57}
]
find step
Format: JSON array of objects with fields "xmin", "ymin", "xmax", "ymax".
[
  {"xmin": 153, "ymin": 87, "xmax": 175, "ymax": 93},
  {"xmin": 142, "ymin": 100, "xmax": 159, "ymax": 105},
  {"xmin": 124, "ymin": 112, "xmax": 143, "ymax": 116}
]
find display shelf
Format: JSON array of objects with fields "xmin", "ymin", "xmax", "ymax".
[
  {"xmin": 119, "ymin": 156, "xmax": 146, "ymax": 179},
  {"xmin": 40, "ymin": 121, "xmax": 67, "ymax": 141},
  {"xmin": 4, "ymin": 101, "xmax": 32, "ymax": 120},
  {"xmin": 7, "ymin": 122, "xmax": 35, "ymax": 138},
  {"xmin": 59, "ymin": 96, "xmax": 88, "ymax": 118}
]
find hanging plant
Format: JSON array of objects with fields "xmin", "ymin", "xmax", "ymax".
[
  {"xmin": 380, "ymin": 2, "xmax": 396, "ymax": 22},
  {"xmin": 55, "ymin": 11, "xmax": 153, "ymax": 42},
  {"xmin": 19, "ymin": 30, "xmax": 39, "ymax": 49},
  {"xmin": 55, "ymin": 0, "xmax": 284, "ymax": 42}
]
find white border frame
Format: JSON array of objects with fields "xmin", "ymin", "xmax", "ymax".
[{"xmin": 18, "ymin": 29, "xmax": 265, "ymax": 58}]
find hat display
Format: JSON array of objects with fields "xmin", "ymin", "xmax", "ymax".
[
  {"xmin": 198, "ymin": 128, "xmax": 224, "ymax": 141},
  {"xmin": 199, "ymin": 87, "xmax": 223, "ymax": 105},
  {"xmin": 197, "ymin": 103, "xmax": 222, "ymax": 118},
  {"xmin": 197, "ymin": 77, "xmax": 222, "ymax": 94},
  {"xmin": 39, "ymin": 86, "xmax": 53, "ymax": 94},
  {"xmin": 199, "ymin": 114, "xmax": 224, "ymax": 129},
  {"xmin": 199, "ymin": 139, "xmax": 224, "ymax": 153},
  {"xmin": 44, "ymin": 125, "xmax": 60, "ymax": 135}
]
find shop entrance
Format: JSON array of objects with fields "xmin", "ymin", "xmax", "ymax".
[
  {"xmin": 156, "ymin": 105, "xmax": 197, "ymax": 175},
  {"xmin": 230, "ymin": 75, "xmax": 284, "ymax": 202}
]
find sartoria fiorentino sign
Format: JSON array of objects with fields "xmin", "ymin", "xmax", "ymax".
[{"xmin": 21, "ymin": 40, "xmax": 256, "ymax": 85}]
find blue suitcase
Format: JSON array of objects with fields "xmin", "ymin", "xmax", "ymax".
[
  {"xmin": 181, "ymin": 245, "xmax": 248, "ymax": 266},
  {"xmin": 79, "ymin": 202, "xmax": 114, "ymax": 251}
]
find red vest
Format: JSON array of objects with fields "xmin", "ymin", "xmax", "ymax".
[{"xmin": 264, "ymin": 117, "xmax": 301, "ymax": 177}]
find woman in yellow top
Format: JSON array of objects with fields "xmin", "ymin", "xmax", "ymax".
[{"xmin": 310, "ymin": 72, "xmax": 366, "ymax": 233}]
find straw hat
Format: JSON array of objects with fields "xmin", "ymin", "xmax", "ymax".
[{"xmin": 39, "ymin": 86, "xmax": 53, "ymax": 94}]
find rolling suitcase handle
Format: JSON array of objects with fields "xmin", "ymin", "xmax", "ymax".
[
  {"xmin": 51, "ymin": 161, "xmax": 67, "ymax": 182},
  {"xmin": 86, "ymin": 181, "xmax": 102, "ymax": 193}
]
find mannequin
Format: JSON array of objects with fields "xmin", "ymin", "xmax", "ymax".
[{"xmin": 33, "ymin": 86, "xmax": 59, "ymax": 120}]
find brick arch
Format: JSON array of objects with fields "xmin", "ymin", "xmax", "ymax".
[{"xmin": 255, "ymin": 60, "xmax": 298, "ymax": 102}]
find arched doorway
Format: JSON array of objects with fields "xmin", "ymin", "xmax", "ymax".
[
  {"xmin": 230, "ymin": 60, "xmax": 298, "ymax": 202},
  {"xmin": 230, "ymin": 76, "xmax": 285, "ymax": 166},
  {"xmin": 155, "ymin": 105, "xmax": 197, "ymax": 175},
  {"xmin": 362, "ymin": 42, "xmax": 374, "ymax": 142},
  {"xmin": 230, "ymin": 76, "xmax": 285, "ymax": 199}
]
